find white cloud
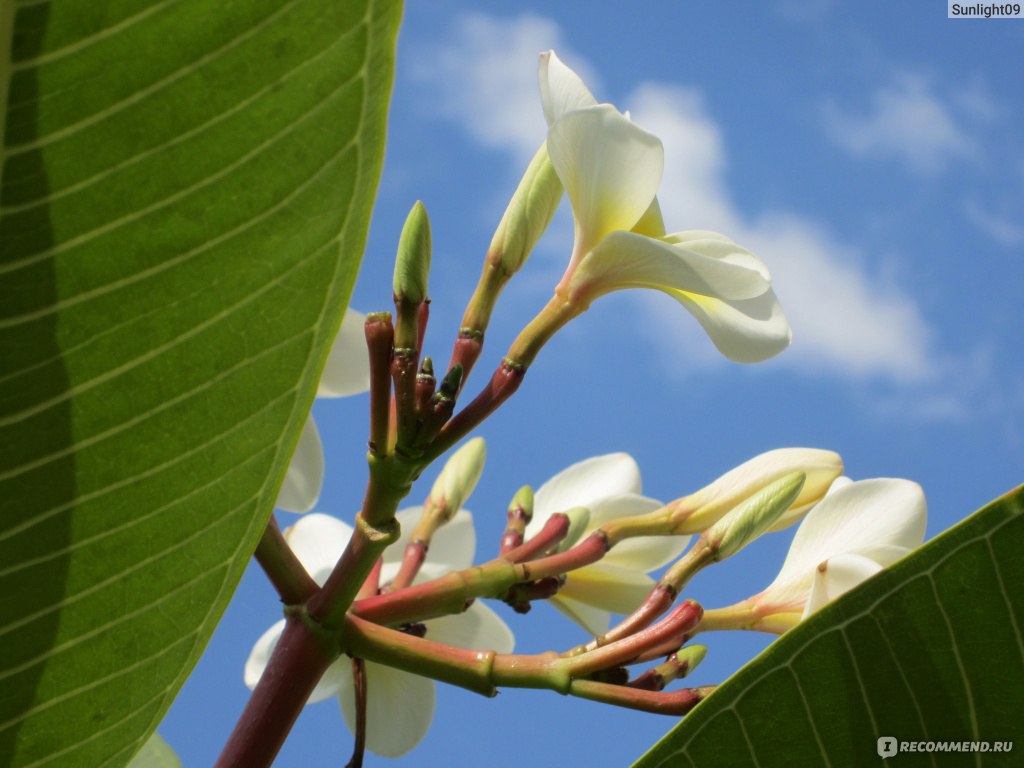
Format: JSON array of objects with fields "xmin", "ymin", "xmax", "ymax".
[
  {"xmin": 416, "ymin": 13, "xmax": 938, "ymax": 384},
  {"xmin": 410, "ymin": 13, "xmax": 598, "ymax": 163},
  {"xmin": 822, "ymin": 74, "xmax": 977, "ymax": 173},
  {"xmin": 965, "ymin": 200, "xmax": 1024, "ymax": 247}
]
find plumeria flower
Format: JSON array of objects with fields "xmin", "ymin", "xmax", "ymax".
[
  {"xmin": 523, "ymin": 453, "xmax": 691, "ymax": 636},
  {"xmin": 539, "ymin": 51, "xmax": 790, "ymax": 363},
  {"xmin": 245, "ymin": 510, "xmax": 514, "ymax": 757},
  {"xmin": 741, "ymin": 477, "xmax": 927, "ymax": 633},
  {"xmin": 276, "ymin": 308, "xmax": 371, "ymax": 513}
]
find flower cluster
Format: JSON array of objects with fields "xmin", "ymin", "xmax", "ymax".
[{"xmin": 242, "ymin": 49, "xmax": 928, "ymax": 765}]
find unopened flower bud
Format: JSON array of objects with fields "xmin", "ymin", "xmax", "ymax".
[
  {"xmin": 393, "ymin": 201, "xmax": 432, "ymax": 304},
  {"xmin": 673, "ymin": 448, "xmax": 843, "ymax": 534},
  {"xmin": 706, "ymin": 471, "xmax": 805, "ymax": 560},
  {"xmin": 488, "ymin": 144, "xmax": 563, "ymax": 276},
  {"xmin": 429, "ymin": 437, "xmax": 486, "ymax": 517}
]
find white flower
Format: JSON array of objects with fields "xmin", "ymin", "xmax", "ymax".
[
  {"xmin": 244, "ymin": 511, "xmax": 514, "ymax": 757},
  {"xmin": 276, "ymin": 308, "xmax": 371, "ymax": 513},
  {"xmin": 748, "ymin": 477, "xmax": 927, "ymax": 632},
  {"xmin": 539, "ymin": 51, "xmax": 790, "ymax": 363},
  {"xmin": 524, "ymin": 453, "xmax": 691, "ymax": 636}
]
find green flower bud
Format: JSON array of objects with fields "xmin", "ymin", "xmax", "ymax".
[
  {"xmin": 488, "ymin": 144, "xmax": 563, "ymax": 275},
  {"xmin": 393, "ymin": 200, "xmax": 432, "ymax": 304},
  {"xmin": 707, "ymin": 471, "xmax": 805, "ymax": 560},
  {"xmin": 429, "ymin": 437, "xmax": 486, "ymax": 517}
]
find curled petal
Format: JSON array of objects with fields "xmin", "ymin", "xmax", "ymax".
[
  {"xmin": 570, "ymin": 231, "xmax": 771, "ymax": 304},
  {"xmin": 275, "ymin": 417, "xmax": 324, "ymax": 514},
  {"xmin": 547, "ymin": 106, "xmax": 664, "ymax": 265},
  {"xmin": 672, "ymin": 285, "xmax": 791, "ymax": 364},
  {"xmin": 560, "ymin": 563, "xmax": 655, "ymax": 614},
  {"xmin": 803, "ymin": 552, "xmax": 885, "ymax": 617},
  {"xmin": 243, "ymin": 619, "xmax": 346, "ymax": 704},
  {"xmin": 426, "ymin": 601, "xmax": 515, "ymax": 654},
  {"xmin": 284, "ymin": 512, "xmax": 354, "ymax": 584},
  {"xmin": 539, "ymin": 50, "xmax": 598, "ymax": 125},
  {"xmin": 337, "ymin": 662, "xmax": 436, "ymax": 758},
  {"xmin": 318, "ymin": 308, "xmax": 372, "ymax": 398},
  {"xmin": 552, "ymin": 596, "xmax": 612, "ymax": 637},
  {"xmin": 773, "ymin": 478, "xmax": 926, "ymax": 589},
  {"xmin": 528, "ymin": 453, "xmax": 642, "ymax": 537}
]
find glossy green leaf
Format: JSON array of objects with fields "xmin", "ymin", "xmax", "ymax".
[
  {"xmin": 635, "ymin": 486, "xmax": 1024, "ymax": 767},
  {"xmin": 0, "ymin": 1, "xmax": 401, "ymax": 766}
]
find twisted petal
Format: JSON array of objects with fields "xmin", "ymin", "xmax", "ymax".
[
  {"xmin": 426, "ymin": 601, "xmax": 515, "ymax": 654},
  {"xmin": 380, "ymin": 508, "xmax": 476, "ymax": 584},
  {"xmin": 539, "ymin": 50, "xmax": 598, "ymax": 125},
  {"xmin": 757, "ymin": 479, "xmax": 926, "ymax": 614},
  {"xmin": 772, "ymin": 478, "xmax": 926, "ymax": 588},
  {"xmin": 275, "ymin": 416, "xmax": 324, "ymax": 514},
  {"xmin": 569, "ymin": 230, "xmax": 789, "ymax": 363},
  {"xmin": 284, "ymin": 512, "xmax": 354, "ymax": 584},
  {"xmin": 243, "ymin": 619, "xmax": 346, "ymax": 704},
  {"xmin": 527, "ymin": 453, "xmax": 643, "ymax": 537},
  {"xmin": 547, "ymin": 106, "xmax": 664, "ymax": 263},
  {"xmin": 560, "ymin": 563, "xmax": 655, "ymax": 614},
  {"xmin": 318, "ymin": 308, "xmax": 372, "ymax": 398},
  {"xmin": 337, "ymin": 662, "xmax": 436, "ymax": 758}
]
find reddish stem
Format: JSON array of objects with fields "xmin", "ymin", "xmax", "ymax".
[
  {"xmin": 502, "ymin": 513, "xmax": 570, "ymax": 564},
  {"xmin": 386, "ymin": 539, "xmax": 428, "ymax": 592},
  {"xmin": 427, "ymin": 360, "xmax": 524, "ymax": 460},
  {"xmin": 364, "ymin": 314, "xmax": 394, "ymax": 457},
  {"xmin": 215, "ymin": 615, "xmax": 336, "ymax": 768},
  {"xmin": 568, "ymin": 680, "xmax": 709, "ymax": 716}
]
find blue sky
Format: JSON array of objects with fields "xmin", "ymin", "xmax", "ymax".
[{"xmin": 162, "ymin": 3, "xmax": 1023, "ymax": 766}]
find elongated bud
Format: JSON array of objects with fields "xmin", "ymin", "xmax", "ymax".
[
  {"xmin": 707, "ymin": 471, "xmax": 805, "ymax": 560},
  {"xmin": 672, "ymin": 448, "xmax": 843, "ymax": 534},
  {"xmin": 429, "ymin": 437, "xmax": 487, "ymax": 516},
  {"xmin": 394, "ymin": 201, "xmax": 432, "ymax": 303},
  {"xmin": 488, "ymin": 144, "xmax": 563, "ymax": 275}
]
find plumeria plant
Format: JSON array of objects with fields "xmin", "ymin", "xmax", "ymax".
[{"xmin": 211, "ymin": 52, "xmax": 928, "ymax": 767}]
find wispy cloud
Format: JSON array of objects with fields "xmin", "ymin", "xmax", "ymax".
[
  {"xmin": 415, "ymin": 13, "xmax": 939, "ymax": 386},
  {"xmin": 822, "ymin": 74, "xmax": 977, "ymax": 173}
]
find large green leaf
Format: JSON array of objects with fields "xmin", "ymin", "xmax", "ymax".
[
  {"xmin": 0, "ymin": 2, "xmax": 401, "ymax": 765},
  {"xmin": 635, "ymin": 486, "xmax": 1024, "ymax": 767}
]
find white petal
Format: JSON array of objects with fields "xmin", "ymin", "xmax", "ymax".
[
  {"xmin": 425, "ymin": 601, "xmax": 515, "ymax": 654},
  {"xmin": 571, "ymin": 231, "xmax": 771, "ymax": 303},
  {"xmin": 243, "ymin": 619, "xmax": 346, "ymax": 704},
  {"xmin": 547, "ymin": 106, "xmax": 663, "ymax": 263},
  {"xmin": 275, "ymin": 417, "xmax": 324, "ymax": 513},
  {"xmin": 284, "ymin": 513, "xmax": 354, "ymax": 584},
  {"xmin": 551, "ymin": 596, "xmax": 612, "ymax": 637},
  {"xmin": 664, "ymin": 230, "xmax": 770, "ymax": 279},
  {"xmin": 380, "ymin": 508, "xmax": 476, "ymax": 584},
  {"xmin": 673, "ymin": 285, "xmax": 792, "ymax": 363},
  {"xmin": 802, "ymin": 552, "xmax": 884, "ymax": 617},
  {"xmin": 631, "ymin": 197, "xmax": 667, "ymax": 239},
  {"xmin": 560, "ymin": 564, "xmax": 655, "ymax": 614},
  {"xmin": 318, "ymin": 308, "xmax": 371, "ymax": 398},
  {"xmin": 527, "ymin": 453, "xmax": 642, "ymax": 538},
  {"xmin": 538, "ymin": 50, "xmax": 598, "ymax": 126},
  {"xmin": 337, "ymin": 662, "xmax": 436, "ymax": 758},
  {"xmin": 773, "ymin": 478, "xmax": 926, "ymax": 587}
]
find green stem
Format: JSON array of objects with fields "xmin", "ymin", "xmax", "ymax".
[{"xmin": 253, "ymin": 517, "xmax": 319, "ymax": 605}]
